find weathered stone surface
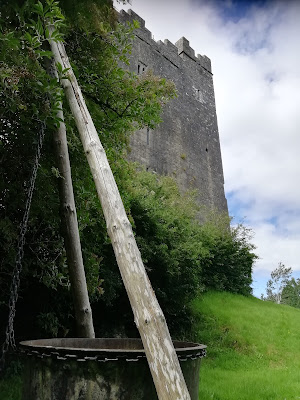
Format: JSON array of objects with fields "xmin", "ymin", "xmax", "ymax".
[
  {"xmin": 21, "ymin": 338, "xmax": 206, "ymax": 400},
  {"xmin": 119, "ymin": 10, "xmax": 228, "ymax": 214}
]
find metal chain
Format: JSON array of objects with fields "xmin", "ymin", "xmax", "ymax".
[{"xmin": 0, "ymin": 121, "xmax": 46, "ymax": 372}]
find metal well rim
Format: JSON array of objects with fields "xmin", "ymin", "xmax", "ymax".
[{"xmin": 19, "ymin": 338, "xmax": 207, "ymax": 362}]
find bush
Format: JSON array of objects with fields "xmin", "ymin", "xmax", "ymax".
[{"xmin": 199, "ymin": 218, "xmax": 257, "ymax": 295}]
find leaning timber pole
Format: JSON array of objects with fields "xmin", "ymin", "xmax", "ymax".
[
  {"xmin": 53, "ymin": 104, "xmax": 95, "ymax": 338},
  {"xmin": 48, "ymin": 27, "xmax": 191, "ymax": 400},
  {"xmin": 45, "ymin": 58, "xmax": 95, "ymax": 338}
]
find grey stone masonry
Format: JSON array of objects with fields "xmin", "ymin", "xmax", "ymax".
[{"xmin": 119, "ymin": 9, "xmax": 228, "ymax": 214}]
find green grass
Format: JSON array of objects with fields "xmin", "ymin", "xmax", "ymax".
[{"xmin": 192, "ymin": 291, "xmax": 300, "ymax": 400}]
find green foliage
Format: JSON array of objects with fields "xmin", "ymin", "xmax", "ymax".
[
  {"xmin": 281, "ymin": 277, "xmax": 300, "ymax": 308},
  {"xmin": 262, "ymin": 264, "xmax": 300, "ymax": 309},
  {"xmin": 59, "ymin": 0, "xmax": 117, "ymax": 33},
  {"xmin": 199, "ymin": 218, "xmax": 257, "ymax": 295},
  {"xmin": 262, "ymin": 262, "xmax": 292, "ymax": 304},
  {"xmin": 0, "ymin": 1, "xmax": 67, "ymax": 324},
  {"xmin": 37, "ymin": 311, "xmax": 62, "ymax": 336},
  {"xmin": 122, "ymin": 168, "xmax": 205, "ymax": 333}
]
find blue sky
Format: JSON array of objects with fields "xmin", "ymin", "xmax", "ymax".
[
  {"xmin": 194, "ymin": 0, "xmax": 270, "ymax": 22},
  {"xmin": 114, "ymin": 0, "xmax": 300, "ymax": 298}
]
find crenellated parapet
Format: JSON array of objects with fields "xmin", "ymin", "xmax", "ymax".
[
  {"xmin": 119, "ymin": 9, "xmax": 152, "ymax": 41},
  {"xmin": 175, "ymin": 37, "xmax": 212, "ymax": 72},
  {"xmin": 118, "ymin": 9, "xmax": 212, "ymax": 73}
]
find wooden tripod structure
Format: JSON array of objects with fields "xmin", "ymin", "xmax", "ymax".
[{"xmin": 48, "ymin": 26, "xmax": 191, "ymax": 400}]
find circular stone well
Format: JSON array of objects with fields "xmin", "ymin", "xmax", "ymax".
[{"xmin": 20, "ymin": 338, "xmax": 206, "ymax": 400}]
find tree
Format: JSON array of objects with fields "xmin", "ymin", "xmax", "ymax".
[
  {"xmin": 262, "ymin": 264, "xmax": 300, "ymax": 309},
  {"xmin": 281, "ymin": 278, "xmax": 300, "ymax": 308},
  {"xmin": 262, "ymin": 262, "xmax": 292, "ymax": 304}
]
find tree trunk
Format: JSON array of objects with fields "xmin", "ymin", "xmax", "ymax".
[
  {"xmin": 45, "ymin": 58, "xmax": 95, "ymax": 338},
  {"xmin": 48, "ymin": 28, "xmax": 191, "ymax": 400}
]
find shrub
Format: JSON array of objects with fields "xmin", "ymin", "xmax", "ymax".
[{"xmin": 199, "ymin": 216, "xmax": 257, "ymax": 295}]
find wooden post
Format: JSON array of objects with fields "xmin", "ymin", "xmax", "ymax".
[
  {"xmin": 45, "ymin": 58, "xmax": 95, "ymax": 338},
  {"xmin": 48, "ymin": 27, "xmax": 191, "ymax": 400}
]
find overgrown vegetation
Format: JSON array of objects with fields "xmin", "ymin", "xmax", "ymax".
[{"xmin": 0, "ymin": 0, "xmax": 257, "ymax": 351}]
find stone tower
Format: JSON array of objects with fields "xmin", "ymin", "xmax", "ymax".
[{"xmin": 119, "ymin": 9, "xmax": 228, "ymax": 214}]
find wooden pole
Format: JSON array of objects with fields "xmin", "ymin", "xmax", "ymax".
[
  {"xmin": 45, "ymin": 58, "xmax": 95, "ymax": 338},
  {"xmin": 48, "ymin": 27, "xmax": 191, "ymax": 400}
]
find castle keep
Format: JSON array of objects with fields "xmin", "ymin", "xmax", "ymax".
[{"xmin": 119, "ymin": 9, "xmax": 228, "ymax": 213}]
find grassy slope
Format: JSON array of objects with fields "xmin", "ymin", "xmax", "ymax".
[{"xmin": 192, "ymin": 291, "xmax": 300, "ymax": 400}]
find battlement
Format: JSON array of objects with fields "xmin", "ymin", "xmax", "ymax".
[{"xmin": 118, "ymin": 9, "xmax": 212, "ymax": 73}]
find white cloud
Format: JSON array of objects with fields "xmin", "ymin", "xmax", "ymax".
[
  {"xmin": 254, "ymin": 222, "xmax": 300, "ymax": 270},
  {"xmin": 114, "ymin": 0, "xmax": 300, "ymax": 293}
]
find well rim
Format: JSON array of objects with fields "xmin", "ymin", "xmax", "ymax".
[{"xmin": 19, "ymin": 338, "xmax": 207, "ymax": 361}]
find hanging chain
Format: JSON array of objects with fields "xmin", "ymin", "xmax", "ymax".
[{"xmin": 0, "ymin": 121, "xmax": 46, "ymax": 372}]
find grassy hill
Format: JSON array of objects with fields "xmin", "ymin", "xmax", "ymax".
[{"xmin": 192, "ymin": 291, "xmax": 300, "ymax": 400}]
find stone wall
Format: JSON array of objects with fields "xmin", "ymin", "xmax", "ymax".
[{"xmin": 119, "ymin": 9, "xmax": 228, "ymax": 213}]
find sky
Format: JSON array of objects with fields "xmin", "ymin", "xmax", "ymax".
[{"xmin": 113, "ymin": 0, "xmax": 300, "ymax": 298}]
